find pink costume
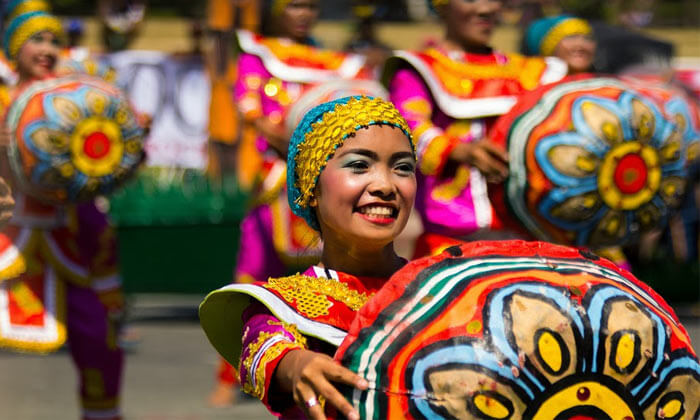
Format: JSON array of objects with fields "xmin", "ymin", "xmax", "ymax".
[
  {"xmin": 0, "ymin": 194, "xmax": 123, "ymax": 420},
  {"xmin": 232, "ymin": 29, "xmax": 370, "ymax": 283},
  {"xmin": 383, "ymin": 48, "xmax": 566, "ymax": 256},
  {"xmin": 201, "ymin": 265, "xmax": 388, "ymax": 418}
]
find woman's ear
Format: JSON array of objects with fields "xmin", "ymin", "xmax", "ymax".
[{"xmin": 309, "ymin": 196, "xmax": 318, "ymax": 207}]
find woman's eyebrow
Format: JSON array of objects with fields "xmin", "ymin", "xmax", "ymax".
[
  {"xmin": 336, "ymin": 148, "xmax": 379, "ymax": 160},
  {"xmin": 390, "ymin": 151, "xmax": 415, "ymax": 162}
]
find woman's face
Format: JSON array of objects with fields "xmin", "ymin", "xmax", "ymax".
[
  {"xmin": 16, "ymin": 31, "xmax": 59, "ymax": 80},
  {"xmin": 279, "ymin": 0, "xmax": 319, "ymax": 41},
  {"xmin": 442, "ymin": 0, "xmax": 502, "ymax": 49},
  {"xmin": 314, "ymin": 125, "xmax": 416, "ymax": 251},
  {"xmin": 555, "ymin": 34, "xmax": 596, "ymax": 74}
]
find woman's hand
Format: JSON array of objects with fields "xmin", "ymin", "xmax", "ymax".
[
  {"xmin": 450, "ymin": 139, "xmax": 509, "ymax": 183},
  {"xmin": 254, "ymin": 117, "xmax": 289, "ymax": 158},
  {"xmin": 276, "ymin": 349, "xmax": 368, "ymax": 420}
]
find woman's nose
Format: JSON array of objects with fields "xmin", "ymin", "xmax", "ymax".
[{"xmin": 368, "ymin": 169, "xmax": 395, "ymax": 197}]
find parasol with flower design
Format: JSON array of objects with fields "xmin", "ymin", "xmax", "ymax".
[
  {"xmin": 6, "ymin": 74, "xmax": 145, "ymax": 203},
  {"xmin": 335, "ymin": 240, "xmax": 699, "ymax": 419}
]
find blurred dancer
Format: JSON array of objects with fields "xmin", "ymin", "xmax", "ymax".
[
  {"xmin": 209, "ymin": 0, "xmax": 373, "ymax": 406},
  {"xmin": 344, "ymin": 1, "xmax": 390, "ymax": 73},
  {"xmin": 523, "ymin": 15, "xmax": 643, "ymax": 271},
  {"xmin": 0, "ymin": 3, "xmax": 125, "ymax": 419},
  {"xmin": 524, "ymin": 15, "xmax": 595, "ymax": 75},
  {"xmin": 384, "ymin": 0, "xmax": 566, "ymax": 257},
  {"xmin": 206, "ymin": 0, "xmax": 259, "ymax": 183}
]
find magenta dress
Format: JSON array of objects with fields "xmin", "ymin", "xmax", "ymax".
[{"xmin": 384, "ymin": 48, "xmax": 567, "ymax": 256}]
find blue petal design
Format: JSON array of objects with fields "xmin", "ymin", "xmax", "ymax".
[
  {"xmin": 665, "ymin": 96, "xmax": 700, "ymax": 142},
  {"xmin": 487, "ymin": 283, "xmax": 586, "ymax": 392},
  {"xmin": 410, "ymin": 344, "xmax": 534, "ymax": 419},
  {"xmin": 535, "ymin": 133, "xmax": 604, "ymax": 187},
  {"xmin": 638, "ymin": 356, "xmax": 700, "ymax": 406},
  {"xmin": 571, "ymin": 96, "xmax": 624, "ymax": 147},
  {"xmin": 618, "ymin": 92, "xmax": 671, "ymax": 146},
  {"xmin": 22, "ymin": 121, "xmax": 70, "ymax": 162},
  {"xmin": 586, "ymin": 286, "xmax": 666, "ymax": 391}
]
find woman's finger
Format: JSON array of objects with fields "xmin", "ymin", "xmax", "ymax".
[
  {"xmin": 295, "ymin": 382, "xmax": 327, "ymax": 420},
  {"xmin": 482, "ymin": 141, "xmax": 509, "ymax": 163},
  {"xmin": 322, "ymin": 359, "xmax": 368, "ymax": 389},
  {"xmin": 313, "ymin": 376, "xmax": 360, "ymax": 420}
]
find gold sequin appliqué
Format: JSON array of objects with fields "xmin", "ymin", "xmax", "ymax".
[
  {"xmin": 240, "ymin": 330, "xmax": 303, "ymax": 400},
  {"xmin": 264, "ymin": 274, "xmax": 373, "ymax": 318}
]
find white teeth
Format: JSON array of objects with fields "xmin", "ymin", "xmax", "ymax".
[{"xmin": 359, "ymin": 206, "xmax": 394, "ymax": 216}]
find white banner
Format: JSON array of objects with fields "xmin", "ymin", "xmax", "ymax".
[{"xmin": 105, "ymin": 50, "xmax": 210, "ymax": 169}]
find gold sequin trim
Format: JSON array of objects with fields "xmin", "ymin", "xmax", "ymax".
[
  {"xmin": 240, "ymin": 330, "xmax": 304, "ymax": 400},
  {"xmin": 294, "ymin": 96, "xmax": 413, "ymax": 209},
  {"xmin": 264, "ymin": 273, "xmax": 373, "ymax": 318},
  {"xmin": 268, "ymin": 320, "xmax": 309, "ymax": 349}
]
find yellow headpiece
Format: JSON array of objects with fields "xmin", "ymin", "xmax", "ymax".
[
  {"xmin": 287, "ymin": 96, "xmax": 414, "ymax": 230},
  {"xmin": 4, "ymin": 10, "xmax": 64, "ymax": 60},
  {"xmin": 5, "ymin": 0, "xmax": 50, "ymax": 21},
  {"xmin": 538, "ymin": 17, "xmax": 593, "ymax": 56}
]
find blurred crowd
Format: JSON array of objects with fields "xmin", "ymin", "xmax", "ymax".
[{"xmin": 0, "ymin": 0, "xmax": 697, "ymax": 419}]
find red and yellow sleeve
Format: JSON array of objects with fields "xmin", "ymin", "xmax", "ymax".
[{"xmin": 238, "ymin": 305, "xmax": 308, "ymax": 411}]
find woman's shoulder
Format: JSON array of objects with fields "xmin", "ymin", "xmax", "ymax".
[{"xmin": 200, "ymin": 266, "xmax": 372, "ymax": 365}]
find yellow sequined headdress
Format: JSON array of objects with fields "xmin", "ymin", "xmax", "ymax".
[
  {"xmin": 5, "ymin": 0, "xmax": 50, "ymax": 20},
  {"xmin": 287, "ymin": 96, "xmax": 414, "ymax": 230},
  {"xmin": 4, "ymin": 9, "xmax": 64, "ymax": 59}
]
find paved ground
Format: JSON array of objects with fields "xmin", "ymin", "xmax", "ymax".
[
  {"xmin": 0, "ymin": 296, "xmax": 273, "ymax": 420},
  {"xmin": 0, "ymin": 297, "xmax": 698, "ymax": 420}
]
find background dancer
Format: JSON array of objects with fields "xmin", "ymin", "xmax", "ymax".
[
  {"xmin": 0, "ymin": 2, "xmax": 133, "ymax": 418},
  {"xmin": 384, "ymin": 0, "xmax": 567, "ymax": 258}
]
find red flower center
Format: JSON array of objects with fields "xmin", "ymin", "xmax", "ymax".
[
  {"xmin": 83, "ymin": 132, "xmax": 111, "ymax": 159},
  {"xmin": 614, "ymin": 153, "xmax": 648, "ymax": 194}
]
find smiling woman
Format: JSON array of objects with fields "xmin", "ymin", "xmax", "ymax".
[{"xmin": 200, "ymin": 96, "xmax": 416, "ymax": 420}]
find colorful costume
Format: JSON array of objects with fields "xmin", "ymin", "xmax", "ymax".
[
  {"xmin": 383, "ymin": 46, "xmax": 566, "ymax": 256},
  {"xmin": 200, "ymin": 96, "xmax": 414, "ymax": 417},
  {"xmin": 0, "ymin": 195, "xmax": 123, "ymax": 419},
  {"xmin": 0, "ymin": 3, "xmax": 125, "ymax": 419}
]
